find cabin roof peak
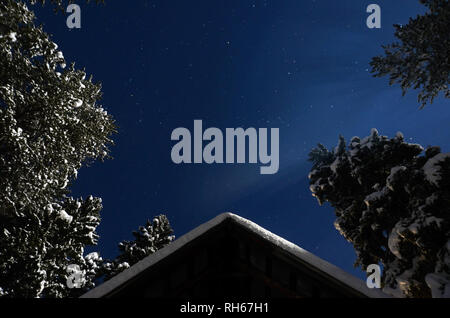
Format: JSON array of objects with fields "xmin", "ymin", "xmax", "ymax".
[{"xmin": 81, "ymin": 212, "xmax": 388, "ymax": 298}]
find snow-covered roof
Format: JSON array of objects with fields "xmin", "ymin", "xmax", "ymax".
[{"xmin": 81, "ymin": 212, "xmax": 389, "ymax": 298}]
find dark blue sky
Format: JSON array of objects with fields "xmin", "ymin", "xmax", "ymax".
[{"xmin": 35, "ymin": 0, "xmax": 449, "ymax": 279}]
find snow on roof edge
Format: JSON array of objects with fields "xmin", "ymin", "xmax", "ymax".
[
  {"xmin": 81, "ymin": 212, "xmax": 388, "ymax": 298},
  {"xmin": 227, "ymin": 213, "xmax": 388, "ymax": 298}
]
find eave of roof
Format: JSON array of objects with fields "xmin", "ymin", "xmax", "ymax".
[{"xmin": 81, "ymin": 212, "xmax": 389, "ymax": 298}]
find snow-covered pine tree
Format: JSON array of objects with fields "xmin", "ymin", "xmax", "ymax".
[
  {"xmin": 370, "ymin": 0, "xmax": 450, "ymax": 108},
  {"xmin": 308, "ymin": 129, "xmax": 450, "ymax": 298},
  {"xmin": 101, "ymin": 215, "xmax": 175, "ymax": 281},
  {"xmin": 0, "ymin": 0, "xmax": 115, "ymax": 297}
]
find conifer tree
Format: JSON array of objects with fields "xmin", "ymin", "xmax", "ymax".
[
  {"xmin": 0, "ymin": 0, "xmax": 115, "ymax": 297},
  {"xmin": 101, "ymin": 215, "xmax": 175, "ymax": 281},
  {"xmin": 370, "ymin": 0, "xmax": 450, "ymax": 108},
  {"xmin": 308, "ymin": 129, "xmax": 450, "ymax": 297}
]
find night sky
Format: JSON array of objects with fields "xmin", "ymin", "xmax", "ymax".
[{"xmin": 34, "ymin": 0, "xmax": 450, "ymax": 280}]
